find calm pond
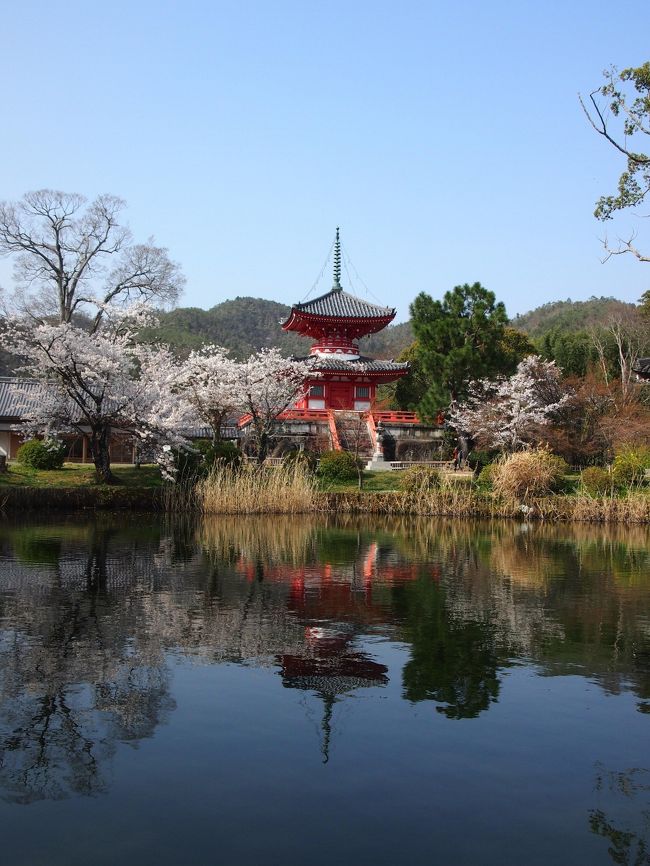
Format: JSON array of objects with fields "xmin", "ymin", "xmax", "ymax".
[{"xmin": 0, "ymin": 514, "xmax": 649, "ymax": 866}]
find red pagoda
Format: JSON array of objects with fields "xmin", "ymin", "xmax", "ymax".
[{"xmin": 280, "ymin": 229, "xmax": 409, "ymax": 411}]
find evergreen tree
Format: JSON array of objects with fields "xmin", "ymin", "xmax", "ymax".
[
  {"xmin": 641, "ymin": 290, "xmax": 650, "ymax": 318},
  {"xmin": 409, "ymin": 283, "xmax": 509, "ymax": 418}
]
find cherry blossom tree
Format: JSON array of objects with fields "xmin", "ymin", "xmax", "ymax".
[
  {"xmin": 450, "ymin": 356, "xmax": 568, "ymax": 453},
  {"xmin": 0, "ymin": 190, "xmax": 184, "ymax": 329},
  {"xmin": 237, "ymin": 348, "xmax": 316, "ymax": 463},
  {"xmin": 2, "ymin": 303, "xmax": 194, "ymax": 482},
  {"xmin": 179, "ymin": 346, "xmax": 240, "ymax": 443}
]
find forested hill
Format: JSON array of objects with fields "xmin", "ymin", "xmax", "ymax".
[
  {"xmin": 153, "ymin": 295, "xmax": 638, "ymax": 359},
  {"xmin": 150, "ymin": 298, "xmax": 308, "ymax": 358},
  {"xmin": 0, "ymin": 295, "xmax": 640, "ymax": 375},
  {"xmin": 511, "ymin": 297, "xmax": 638, "ymax": 338},
  {"xmin": 149, "ymin": 296, "xmax": 414, "ymax": 359}
]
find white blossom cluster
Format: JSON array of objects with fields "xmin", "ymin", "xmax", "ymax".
[
  {"xmin": 450, "ymin": 356, "xmax": 569, "ymax": 452},
  {"xmin": 1, "ymin": 303, "xmax": 317, "ymax": 475},
  {"xmin": 3, "ymin": 304, "xmax": 195, "ymax": 475}
]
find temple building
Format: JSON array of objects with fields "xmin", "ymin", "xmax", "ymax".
[
  {"xmin": 280, "ymin": 229, "xmax": 409, "ymax": 411},
  {"xmin": 239, "ymin": 229, "xmax": 445, "ymax": 465}
]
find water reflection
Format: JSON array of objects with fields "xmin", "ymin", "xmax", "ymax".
[
  {"xmin": 590, "ymin": 765, "xmax": 650, "ymax": 865},
  {"xmin": 279, "ymin": 627, "xmax": 389, "ymax": 763},
  {"xmin": 0, "ymin": 515, "xmax": 648, "ymax": 805}
]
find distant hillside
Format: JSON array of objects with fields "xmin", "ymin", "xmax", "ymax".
[
  {"xmin": 511, "ymin": 297, "xmax": 638, "ymax": 338},
  {"xmin": 0, "ymin": 295, "xmax": 640, "ymax": 377},
  {"xmin": 149, "ymin": 296, "xmax": 414, "ymax": 359},
  {"xmin": 0, "ymin": 299, "xmax": 413, "ymax": 377},
  {"xmin": 150, "ymin": 298, "xmax": 308, "ymax": 359},
  {"xmin": 157, "ymin": 295, "xmax": 634, "ymax": 361}
]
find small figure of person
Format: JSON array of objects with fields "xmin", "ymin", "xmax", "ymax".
[{"xmin": 452, "ymin": 446, "xmax": 460, "ymax": 471}]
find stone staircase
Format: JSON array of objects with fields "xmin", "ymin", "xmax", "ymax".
[{"xmin": 330, "ymin": 411, "xmax": 374, "ymax": 460}]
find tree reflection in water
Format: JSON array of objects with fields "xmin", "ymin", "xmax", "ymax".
[
  {"xmin": 0, "ymin": 515, "xmax": 648, "ymax": 804},
  {"xmin": 394, "ymin": 576, "xmax": 501, "ymax": 718},
  {"xmin": 590, "ymin": 765, "xmax": 650, "ymax": 865},
  {"xmin": 0, "ymin": 521, "xmax": 175, "ymax": 803}
]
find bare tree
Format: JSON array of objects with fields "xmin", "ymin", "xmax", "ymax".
[
  {"xmin": 588, "ymin": 311, "xmax": 649, "ymax": 404},
  {"xmin": 0, "ymin": 190, "xmax": 184, "ymax": 328}
]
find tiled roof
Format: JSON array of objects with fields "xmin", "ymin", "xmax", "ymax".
[
  {"xmin": 295, "ymin": 356, "xmax": 409, "ymax": 374},
  {"xmin": 0, "ymin": 378, "xmax": 242, "ymax": 435},
  {"xmin": 291, "ymin": 288, "xmax": 394, "ymax": 320},
  {"xmin": 0, "ymin": 378, "xmax": 45, "ymax": 419}
]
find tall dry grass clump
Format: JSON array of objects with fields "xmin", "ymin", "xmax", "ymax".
[
  {"xmin": 567, "ymin": 492, "xmax": 650, "ymax": 524},
  {"xmin": 391, "ymin": 468, "xmax": 481, "ymax": 518},
  {"xmin": 492, "ymin": 449, "xmax": 567, "ymax": 502},
  {"xmin": 198, "ymin": 461, "xmax": 317, "ymax": 514}
]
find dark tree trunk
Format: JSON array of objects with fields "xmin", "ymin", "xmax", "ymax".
[
  {"xmin": 89, "ymin": 425, "xmax": 115, "ymax": 483},
  {"xmin": 257, "ymin": 430, "xmax": 268, "ymax": 464},
  {"xmin": 209, "ymin": 412, "xmax": 224, "ymax": 445}
]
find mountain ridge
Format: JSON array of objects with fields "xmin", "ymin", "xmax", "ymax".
[{"xmin": 0, "ymin": 294, "xmax": 642, "ymax": 377}]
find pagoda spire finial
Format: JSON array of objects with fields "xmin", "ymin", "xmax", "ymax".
[{"xmin": 333, "ymin": 227, "xmax": 342, "ymax": 291}]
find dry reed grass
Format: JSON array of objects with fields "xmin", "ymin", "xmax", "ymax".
[
  {"xmin": 164, "ymin": 456, "xmax": 650, "ymax": 524},
  {"xmin": 491, "ymin": 449, "xmax": 566, "ymax": 501},
  {"xmin": 314, "ymin": 485, "xmax": 650, "ymax": 523},
  {"xmin": 198, "ymin": 461, "xmax": 317, "ymax": 514}
]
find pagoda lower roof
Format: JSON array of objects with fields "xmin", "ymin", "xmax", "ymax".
[
  {"xmin": 297, "ymin": 355, "xmax": 409, "ymax": 375},
  {"xmin": 281, "ymin": 287, "xmax": 395, "ymax": 331}
]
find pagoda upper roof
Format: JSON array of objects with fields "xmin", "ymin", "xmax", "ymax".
[
  {"xmin": 282, "ymin": 287, "xmax": 395, "ymax": 324},
  {"xmin": 282, "ymin": 229, "xmax": 396, "ymax": 340},
  {"xmin": 294, "ymin": 355, "xmax": 409, "ymax": 375}
]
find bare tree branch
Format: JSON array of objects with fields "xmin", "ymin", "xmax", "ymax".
[{"xmin": 0, "ymin": 190, "xmax": 184, "ymax": 326}]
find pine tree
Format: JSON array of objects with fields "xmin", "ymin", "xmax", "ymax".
[{"xmin": 410, "ymin": 283, "xmax": 509, "ymax": 419}]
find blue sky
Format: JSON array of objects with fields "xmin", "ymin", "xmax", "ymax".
[{"xmin": 1, "ymin": 0, "xmax": 649, "ymax": 321}]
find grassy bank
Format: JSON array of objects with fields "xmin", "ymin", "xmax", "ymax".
[
  {"xmin": 194, "ymin": 463, "xmax": 649, "ymax": 524},
  {"xmin": 0, "ymin": 464, "xmax": 163, "ymax": 510},
  {"xmin": 315, "ymin": 489, "xmax": 650, "ymax": 523},
  {"xmin": 1, "ymin": 462, "xmax": 649, "ymax": 524},
  {"xmin": 0, "ymin": 463, "xmax": 163, "ymax": 488}
]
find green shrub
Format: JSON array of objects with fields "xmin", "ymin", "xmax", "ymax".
[
  {"xmin": 468, "ymin": 450, "xmax": 495, "ymax": 474},
  {"xmin": 317, "ymin": 450, "xmax": 361, "ymax": 482},
  {"xmin": 174, "ymin": 439, "xmax": 242, "ymax": 480},
  {"xmin": 581, "ymin": 466, "xmax": 612, "ymax": 497},
  {"xmin": 477, "ymin": 463, "xmax": 496, "ymax": 489},
  {"xmin": 492, "ymin": 448, "xmax": 568, "ymax": 501},
  {"xmin": 173, "ymin": 446, "xmax": 204, "ymax": 480},
  {"xmin": 611, "ymin": 447, "xmax": 650, "ymax": 489},
  {"xmin": 17, "ymin": 438, "xmax": 66, "ymax": 470},
  {"xmin": 399, "ymin": 465, "xmax": 441, "ymax": 494},
  {"xmin": 283, "ymin": 449, "xmax": 318, "ymax": 473},
  {"xmin": 196, "ymin": 439, "xmax": 242, "ymax": 471}
]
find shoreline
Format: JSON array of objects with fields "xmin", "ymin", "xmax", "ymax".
[{"xmin": 2, "ymin": 485, "xmax": 649, "ymax": 525}]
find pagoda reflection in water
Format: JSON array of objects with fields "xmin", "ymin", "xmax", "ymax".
[{"xmin": 1, "ymin": 516, "xmax": 649, "ymax": 802}]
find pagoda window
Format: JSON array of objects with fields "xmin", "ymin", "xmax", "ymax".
[
  {"xmin": 355, "ymin": 386, "xmax": 370, "ymax": 399},
  {"xmin": 308, "ymin": 383, "xmax": 326, "ymax": 410}
]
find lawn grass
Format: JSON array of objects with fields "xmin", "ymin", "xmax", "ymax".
[
  {"xmin": 317, "ymin": 471, "xmax": 402, "ymax": 493},
  {"xmin": 0, "ymin": 462, "xmax": 163, "ymax": 489}
]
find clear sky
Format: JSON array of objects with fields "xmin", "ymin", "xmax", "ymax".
[{"xmin": 1, "ymin": 0, "xmax": 649, "ymax": 322}]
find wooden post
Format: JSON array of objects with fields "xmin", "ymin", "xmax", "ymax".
[{"xmin": 82, "ymin": 435, "xmax": 88, "ymax": 464}]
